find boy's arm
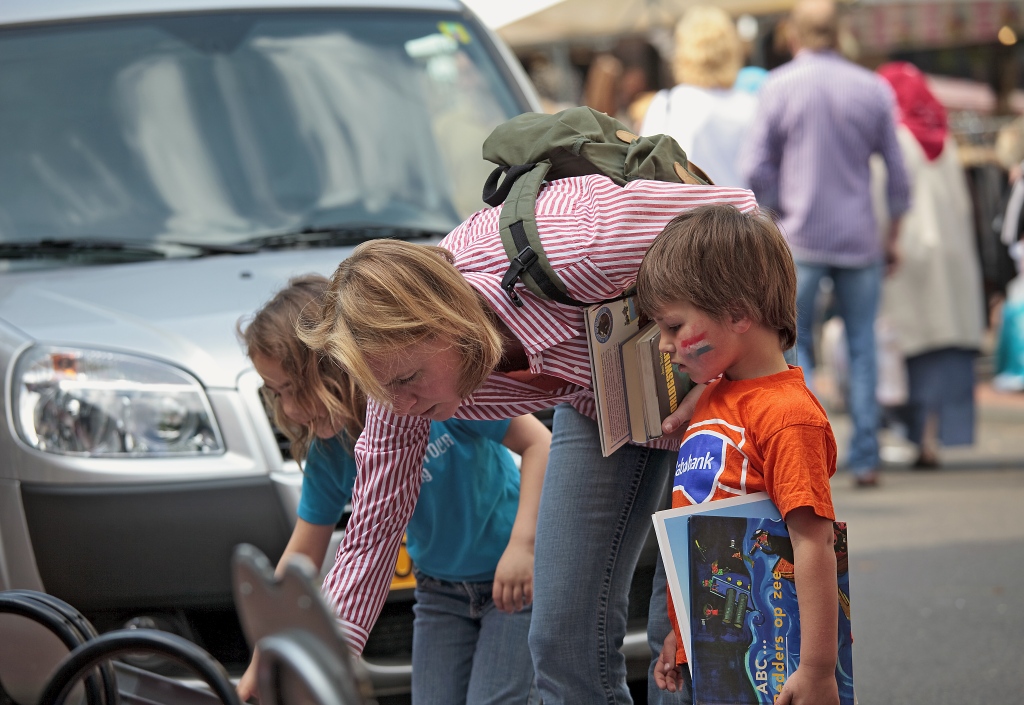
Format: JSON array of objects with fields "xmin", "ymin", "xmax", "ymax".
[
  {"xmin": 493, "ymin": 414, "xmax": 551, "ymax": 613},
  {"xmin": 777, "ymin": 507, "xmax": 840, "ymax": 705},
  {"xmin": 654, "ymin": 631, "xmax": 684, "ymax": 692}
]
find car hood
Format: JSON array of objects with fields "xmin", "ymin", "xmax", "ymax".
[{"xmin": 0, "ymin": 249, "xmax": 357, "ymax": 389}]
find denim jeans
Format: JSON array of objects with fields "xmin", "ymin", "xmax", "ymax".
[
  {"xmin": 530, "ymin": 404, "xmax": 675, "ymax": 704},
  {"xmin": 411, "ymin": 570, "xmax": 538, "ymax": 705},
  {"xmin": 795, "ymin": 261, "xmax": 883, "ymax": 475}
]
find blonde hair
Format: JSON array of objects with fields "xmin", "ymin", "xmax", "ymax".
[
  {"xmin": 636, "ymin": 205, "xmax": 797, "ymax": 350},
  {"xmin": 673, "ymin": 6, "xmax": 744, "ymax": 89},
  {"xmin": 298, "ymin": 240, "xmax": 504, "ymax": 406},
  {"xmin": 239, "ymin": 274, "xmax": 365, "ymax": 462}
]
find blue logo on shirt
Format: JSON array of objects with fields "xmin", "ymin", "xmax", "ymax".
[{"xmin": 674, "ymin": 432, "xmax": 726, "ymax": 504}]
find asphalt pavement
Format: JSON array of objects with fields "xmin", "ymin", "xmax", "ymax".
[{"xmin": 827, "ymin": 379, "xmax": 1024, "ymax": 704}]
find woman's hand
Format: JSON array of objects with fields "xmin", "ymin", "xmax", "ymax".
[
  {"xmin": 492, "ymin": 538, "xmax": 534, "ymax": 613},
  {"xmin": 661, "ymin": 382, "xmax": 706, "ymax": 440}
]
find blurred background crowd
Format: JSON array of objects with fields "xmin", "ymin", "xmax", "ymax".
[{"xmin": 478, "ymin": 0, "xmax": 1024, "ymax": 476}]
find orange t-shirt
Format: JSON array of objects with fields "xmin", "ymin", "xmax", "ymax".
[{"xmin": 668, "ymin": 365, "xmax": 837, "ymax": 664}]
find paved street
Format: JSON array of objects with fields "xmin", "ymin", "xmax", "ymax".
[{"xmin": 828, "ymin": 381, "xmax": 1024, "ymax": 704}]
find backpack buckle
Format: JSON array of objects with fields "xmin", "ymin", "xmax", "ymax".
[{"xmin": 501, "ymin": 245, "xmax": 538, "ymax": 308}]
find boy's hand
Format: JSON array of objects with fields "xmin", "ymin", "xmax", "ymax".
[
  {"xmin": 236, "ymin": 648, "xmax": 261, "ymax": 702},
  {"xmin": 654, "ymin": 631, "xmax": 684, "ymax": 692},
  {"xmin": 492, "ymin": 538, "xmax": 534, "ymax": 613},
  {"xmin": 662, "ymin": 383, "xmax": 706, "ymax": 440},
  {"xmin": 775, "ymin": 663, "xmax": 839, "ymax": 705}
]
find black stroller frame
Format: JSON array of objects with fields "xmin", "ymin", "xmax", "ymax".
[{"xmin": 0, "ymin": 545, "xmax": 373, "ymax": 705}]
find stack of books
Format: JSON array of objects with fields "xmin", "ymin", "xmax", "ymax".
[{"xmin": 584, "ymin": 296, "xmax": 692, "ymax": 456}]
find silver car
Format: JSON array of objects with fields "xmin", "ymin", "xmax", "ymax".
[{"xmin": 0, "ymin": 1, "xmax": 656, "ymax": 699}]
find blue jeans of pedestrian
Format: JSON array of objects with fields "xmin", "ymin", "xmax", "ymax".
[
  {"xmin": 530, "ymin": 404, "xmax": 675, "ymax": 704},
  {"xmin": 795, "ymin": 261, "xmax": 883, "ymax": 475},
  {"xmin": 411, "ymin": 570, "xmax": 538, "ymax": 705}
]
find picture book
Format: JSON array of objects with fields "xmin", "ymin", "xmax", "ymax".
[
  {"xmin": 687, "ymin": 514, "xmax": 853, "ymax": 704},
  {"xmin": 584, "ymin": 298, "xmax": 693, "ymax": 456},
  {"xmin": 653, "ymin": 494, "xmax": 783, "ymax": 664}
]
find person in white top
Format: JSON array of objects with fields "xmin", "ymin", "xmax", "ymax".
[
  {"xmin": 640, "ymin": 6, "xmax": 758, "ymax": 188},
  {"xmin": 299, "ymin": 175, "xmax": 758, "ymax": 704}
]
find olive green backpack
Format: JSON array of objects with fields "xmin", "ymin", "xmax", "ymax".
[{"xmin": 481, "ymin": 106, "xmax": 710, "ymax": 308}]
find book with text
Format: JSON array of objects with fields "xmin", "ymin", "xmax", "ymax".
[
  {"xmin": 584, "ymin": 297, "xmax": 643, "ymax": 456},
  {"xmin": 634, "ymin": 324, "xmax": 690, "ymax": 439},
  {"xmin": 652, "ymin": 494, "xmax": 854, "ymax": 704},
  {"xmin": 584, "ymin": 298, "xmax": 693, "ymax": 456}
]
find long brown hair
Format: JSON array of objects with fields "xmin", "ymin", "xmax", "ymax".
[
  {"xmin": 298, "ymin": 239, "xmax": 504, "ymax": 407},
  {"xmin": 239, "ymin": 274, "xmax": 365, "ymax": 461}
]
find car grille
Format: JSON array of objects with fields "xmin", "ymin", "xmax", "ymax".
[{"xmin": 362, "ymin": 600, "xmax": 415, "ymax": 659}]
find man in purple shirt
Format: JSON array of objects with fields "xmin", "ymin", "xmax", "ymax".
[{"xmin": 741, "ymin": 0, "xmax": 910, "ymax": 487}]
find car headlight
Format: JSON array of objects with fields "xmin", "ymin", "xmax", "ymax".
[{"xmin": 13, "ymin": 346, "xmax": 223, "ymax": 457}]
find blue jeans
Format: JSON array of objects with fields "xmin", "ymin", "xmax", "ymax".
[
  {"xmin": 530, "ymin": 404, "xmax": 675, "ymax": 704},
  {"xmin": 795, "ymin": 262, "xmax": 883, "ymax": 475},
  {"xmin": 411, "ymin": 570, "xmax": 538, "ymax": 705}
]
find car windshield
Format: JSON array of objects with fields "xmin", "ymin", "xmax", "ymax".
[{"xmin": 0, "ymin": 10, "xmax": 526, "ymax": 256}]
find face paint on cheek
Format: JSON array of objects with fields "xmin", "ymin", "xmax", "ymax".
[{"xmin": 678, "ymin": 333, "xmax": 713, "ymax": 359}]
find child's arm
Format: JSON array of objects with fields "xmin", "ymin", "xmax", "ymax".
[
  {"xmin": 777, "ymin": 507, "xmax": 840, "ymax": 705},
  {"xmin": 493, "ymin": 414, "xmax": 551, "ymax": 613},
  {"xmin": 237, "ymin": 519, "xmax": 335, "ymax": 701},
  {"xmin": 654, "ymin": 631, "xmax": 685, "ymax": 692},
  {"xmin": 275, "ymin": 518, "xmax": 335, "ymax": 575}
]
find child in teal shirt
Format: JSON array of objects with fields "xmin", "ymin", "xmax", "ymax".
[{"xmin": 238, "ymin": 275, "xmax": 550, "ymax": 704}]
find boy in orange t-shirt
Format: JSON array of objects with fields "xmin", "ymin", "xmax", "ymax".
[{"xmin": 636, "ymin": 204, "xmax": 840, "ymax": 705}]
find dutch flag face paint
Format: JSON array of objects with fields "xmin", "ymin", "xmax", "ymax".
[{"xmin": 653, "ymin": 302, "xmax": 736, "ymax": 385}]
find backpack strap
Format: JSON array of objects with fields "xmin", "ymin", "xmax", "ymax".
[
  {"xmin": 482, "ymin": 163, "xmax": 537, "ymax": 208},
  {"xmin": 497, "ymin": 162, "xmax": 590, "ymax": 308}
]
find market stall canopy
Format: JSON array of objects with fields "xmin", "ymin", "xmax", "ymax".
[
  {"xmin": 461, "ymin": 0, "xmax": 564, "ymax": 31},
  {"xmin": 848, "ymin": 0, "xmax": 1023, "ymax": 54},
  {"xmin": 489, "ymin": 0, "xmax": 801, "ymax": 47},
  {"xmin": 478, "ymin": 0, "xmax": 1015, "ymax": 49}
]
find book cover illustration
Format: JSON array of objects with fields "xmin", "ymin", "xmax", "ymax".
[
  {"xmin": 687, "ymin": 515, "xmax": 854, "ymax": 705},
  {"xmin": 652, "ymin": 493, "xmax": 783, "ymax": 665},
  {"xmin": 583, "ymin": 296, "xmax": 642, "ymax": 456}
]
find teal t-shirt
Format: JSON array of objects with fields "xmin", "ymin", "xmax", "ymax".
[{"xmin": 297, "ymin": 418, "xmax": 519, "ymax": 583}]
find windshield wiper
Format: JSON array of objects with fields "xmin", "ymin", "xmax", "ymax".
[
  {"xmin": 163, "ymin": 240, "xmax": 260, "ymax": 255},
  {"xmin": 0, "ymin": 239, "xmax": 167, "ymax": 261},
  {"xmin": 239, "ymin": 225, "xmax": 447, "ymax": 251}
]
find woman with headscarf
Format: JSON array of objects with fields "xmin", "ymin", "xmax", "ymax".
[{"xmin": 875, "ymin": 61, "xmax": 985, "ymax": 469}]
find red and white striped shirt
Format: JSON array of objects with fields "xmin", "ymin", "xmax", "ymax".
[{"xmin": 322, "ymin": 175, "xmax": 758, "ymax": 652}]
